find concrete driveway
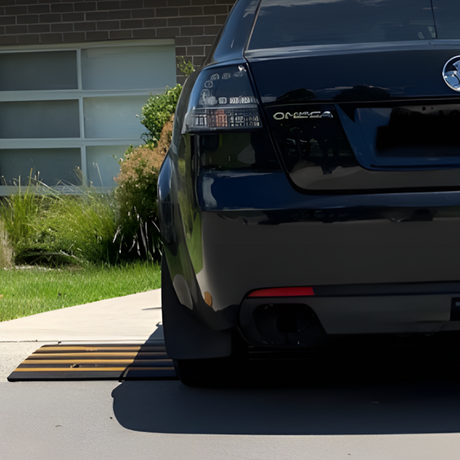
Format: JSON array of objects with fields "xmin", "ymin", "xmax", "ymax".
[{"xmin": 2, "ymin": 290, "xmax": 460, "ymax": 460}]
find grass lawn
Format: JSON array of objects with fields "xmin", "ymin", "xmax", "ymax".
[{"xmin": 0, "ymin": 262, "xmax": 161, "ymax": 322}]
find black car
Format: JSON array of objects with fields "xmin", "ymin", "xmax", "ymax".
[{"xmin": 159, "ymin": 0, "xmax": 460, "ymax": 386}]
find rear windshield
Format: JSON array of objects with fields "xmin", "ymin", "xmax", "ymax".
[
  {"xmin": 432, "ymin": 0, "xmax": 460, "ymax": 39},
  {"xmin": 249, "ymin": 0, "xmax": 436, "ymax": 50}
]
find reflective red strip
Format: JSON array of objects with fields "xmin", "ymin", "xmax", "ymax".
[{"xmin": 248, "ymin": 287, "xmax": 315, "ymax": 298}]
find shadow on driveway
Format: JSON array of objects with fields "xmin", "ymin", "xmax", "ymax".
[{"xmin": 112, "ymin": 333, "xmax": 460, "ymax": 436}]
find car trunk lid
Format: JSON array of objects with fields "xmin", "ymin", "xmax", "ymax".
[{"xmin": 246, "ymin": 45, "xmax": 460, "ymax": 192}]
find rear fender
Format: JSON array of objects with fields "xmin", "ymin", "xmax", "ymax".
[{"xmin": 158, "ymin": 153, "xmax": 237, "ymax": 332}]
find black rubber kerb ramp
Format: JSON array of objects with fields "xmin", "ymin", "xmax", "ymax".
[{"xmin": 7, "ymin": 343, "xmax": 178, "ymax": 381}]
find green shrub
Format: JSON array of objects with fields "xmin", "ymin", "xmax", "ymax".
[
  {"xmin": 0, "ymin": 185, "xmax": 119, "ymax": 266},
  {"xmin": 36, "ymin": 191, "xmax": 119, "ymax": 265},
  {"xmin": 115, "ymin": 118, "xmax": 173, "ymax": 261},
  {"xmin": 114, "ymin": 59, "xmax": 194, "ymax": 259},
  {"xmin": 138, "ymin": 58, "xmax": 194, "ymax": 146},
  {"xmin": 139, "ymin": 85, "xmax": 182, "ymax": 146},
  {"xmin": 0, "ymin": 185, "xmax": 43, "ymax": 251},
  {"xmin": 177, "ymin": 56, "xmax": 195, "ymax": 78}
]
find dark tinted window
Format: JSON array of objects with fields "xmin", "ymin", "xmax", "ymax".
[
  {"xmin": 432, "ymin": 0, "xmax": 460, "ymax": 39},
  {"xmin": 249, "ymin": 0, "xmax": 436, "ymax": 50}
]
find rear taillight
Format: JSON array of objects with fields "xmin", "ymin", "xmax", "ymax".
[{"xmin": 183, "ymin": 64, "xmax": 263, "ymax": 133}]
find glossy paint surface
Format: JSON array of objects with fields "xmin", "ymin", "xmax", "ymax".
[
  {"xmin": 159, "ymin": 0, "xmax": 460, "ymax": 348},
  {"xmin": 247, "ymin": 45, "xmax": 460, "ymax": 191}
]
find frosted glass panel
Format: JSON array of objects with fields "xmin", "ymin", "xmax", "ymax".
[
  {"xmin": 0, "ymin": 51, "xmax": 77, "ymax": 91},
  {"xmin": 81, "ymin": 46, "xmax": 176, "ymax": 90},
  {"xmin": 84, "ymin": 96, "xmax": 146, "ymax": 139},
  {"xmin": 0, "ymin": 43, "xmax": 173, "ymax": 191},
  {"xmin": 86, "ymin": 145, "xmax": 126, "ymax": 187},
  {"xmin": 0, "ymin": 100, "xmax": 80, "ymax": 139},
  {"xmin": 0, "ymin": 149, "xmax": 81, "ymax": 186}
]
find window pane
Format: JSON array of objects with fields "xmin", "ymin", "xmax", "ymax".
[
  {"xmin": 249, "ymin": 0, "xmax": 436, "ymax": 49},
  {"xmin": 81, "ymin": 45, "xmax": 176, "ymax": 90},
  {"xmin": 86, "ymin": 145, "xmax": 126, "ymax": 187},
  {"xmin": 83, "ymin": 96, "xmax": 146, "ymax": 139},
  {"xmin": 0, "ymin": 51, "xmax": 77, "ymax": 91},
  {"xmin": 0, "ymin": 101, "xmax": 80, "ymax": 139},
  {"xmin": 0, "ymin": 148, "xmax": 81, "ymax": 186}
]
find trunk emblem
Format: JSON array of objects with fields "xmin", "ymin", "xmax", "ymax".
[
  {"xmin": 443, "ymin": 56, "xmax": 460, "ymax": 92},
  {"xmin": 273, "ymin": 111, "xmax": 333, "ymax": 120}
]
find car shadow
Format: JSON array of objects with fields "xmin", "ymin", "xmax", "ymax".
[
  {"xmin": 112, "ymin": 334, "xmax": 460, "ymax": 435},
  {"xmin": 147, "ymin": 323, "xmax": 164, "ymax": 341}
]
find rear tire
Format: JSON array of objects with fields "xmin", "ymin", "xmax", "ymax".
[{"xmin": 173, "ymin": 356, "xmax": 238, "ymax": 387}]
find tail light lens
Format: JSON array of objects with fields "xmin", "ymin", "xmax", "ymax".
[
  {"xmin": 183, "ymin": 64, "xmax": 263, "ymax": 133},
  {"xmin": 248, "ymin": 287, "xmax": 315, "ymax": 298}
]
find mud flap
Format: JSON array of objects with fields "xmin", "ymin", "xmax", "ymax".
[{"xmin": 161, "ymin": 258, "xmax": 232, "ymax": 360}]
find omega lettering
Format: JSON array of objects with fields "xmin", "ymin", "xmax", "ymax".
[{"xmin": 273, "ymin": 111, "xmax": 333, "ymax": 120}]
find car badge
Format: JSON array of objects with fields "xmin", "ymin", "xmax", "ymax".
[
  {"xmin": 443, "ymin": 56, "xmax": 460, "ymax": 92},
  {"xmin": 273, "ymin": 111, "xmax": 333, "ymax": 121}
]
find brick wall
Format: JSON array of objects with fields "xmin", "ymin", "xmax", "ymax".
[{"xmin": 0, "ymin": 0, "xmax": 237, "ymax": 83}]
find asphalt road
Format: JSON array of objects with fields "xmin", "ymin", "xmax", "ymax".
[{"xmin": 2, "ymin": 365, "xmax": 460, "ymax": 460}]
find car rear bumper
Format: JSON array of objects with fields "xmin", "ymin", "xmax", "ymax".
[
  {"xmin": 197, "ymin": 208, "xmax": 460, "ymax": 305},
  {"xmin": 191, "ymin": 206, "xmax": 460, "ymax": 341}
]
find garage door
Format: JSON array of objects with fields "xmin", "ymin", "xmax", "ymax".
[{"xmin": 0, "ymin": 39, "xmax": 176, "ymax": 193}]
